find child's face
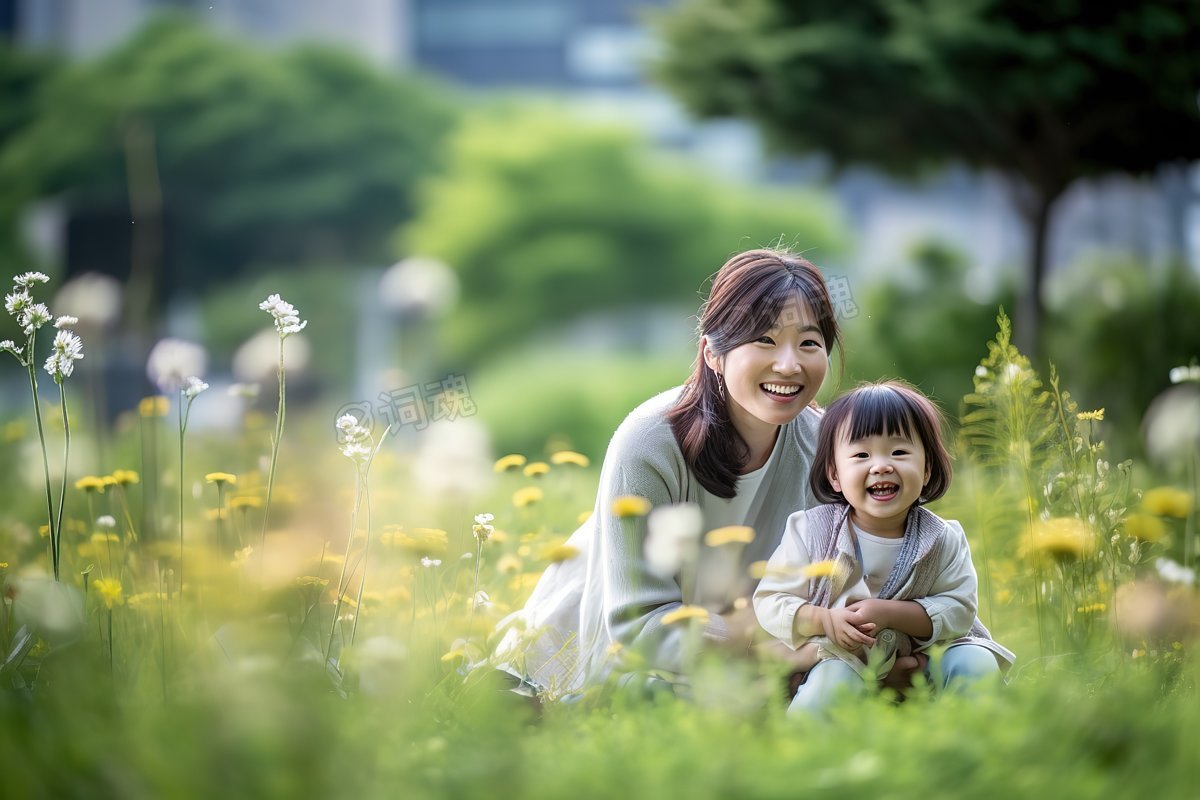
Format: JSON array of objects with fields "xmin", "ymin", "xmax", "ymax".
[{"xmin": 828, "ymin": 419, "xmax": 931, "ymax": 537}]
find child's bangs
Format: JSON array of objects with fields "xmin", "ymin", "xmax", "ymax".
[{"xmin": 843, "ymin": 386, "xmax": 918, "ymax": 442}]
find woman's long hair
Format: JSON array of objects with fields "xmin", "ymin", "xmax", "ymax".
[{"xmin": 667, "ymin": 249, "xmax": 842, "ymax": 498}]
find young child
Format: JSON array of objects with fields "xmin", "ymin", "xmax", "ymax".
[{"xmin": 754, "ymin": 380, "xmax": 1014, "ymax": 714}]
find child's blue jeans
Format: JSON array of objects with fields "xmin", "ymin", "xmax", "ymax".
[{"xmin": 788, "ymin": 643, "xmax": 1000, "ymax": 716}]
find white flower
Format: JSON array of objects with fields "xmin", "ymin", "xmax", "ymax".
[
  {"xmin": 5, "ymin": 289, "xmax": 31, "ymax": 316},
  {"xmin": 53, "ymin": 272, "xmax": 123, "ymax": 328},
  {"xmin": 0, "ymin": 339, "xmax": 17, "ymax": 354},
  {"xmin": 336, "ymin": 412, "xmax": 374, "ymax": 463},
  {"xmin": 96, "ymin": 515, "xmax": 116, "ymax": 529},
  {"xmin": 645, "ymin": 502, "xmax": 704, "ymax": 579},
  {"xmin": 472, "ymin": 512, "xmax": 494, "ymax": 543},
  {"xmin": 13, "ymin": 272, "xmax": 50, "ymax": 288},
  {"xmin": 20, "ymin": 303, "xmax": 52, "ymax": 334},
  {"xmin": 147, "ymin": 338, "xmax": 207, "ymax": 393},
  {"xmin": 259, "ymin": 293, "xmax": 308, "ymax": 337},
  {"xmin": 43, "ymin": 329, "xmax": 83, "ymax": 381},
  {"xmin": 228, "ymin": 382, "xmax": 260, "ymax": 400},
  {"xmin": 420, "ymin": 557, "xmax": 441, "ymax": 568},
  {"xmin": 183, "ymin": 376, "xmax": 209, "ymax": 399},
  {"xmin": 1155, "ymin": 557, "xmax": 1196, "ymax": 586},
  {"xmin": 53, "ymin": 316, "xmax": 78, "ymax": 329}
]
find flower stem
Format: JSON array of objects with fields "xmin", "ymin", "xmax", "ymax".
[
  {"xmin": 260, "ymin": 338, "xmax": 286, "ymax": 566},
  {"xmin": 55, "ymin": 383, "xmax": 70, "ymax": 566},
  {"xmin": 178, "ymin": 389, "xmax": 186, "ymax": 595},
  {"xmin": 27, "ymin": 338, "xmax": 58, "ymax": 580}
]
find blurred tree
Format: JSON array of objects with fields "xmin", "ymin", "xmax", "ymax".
[
  {"xmin": 399, "ymin": 107, "xmax": 847, "ymax": 365},
  {"xmin": 0, "ymin": 14, "xmax": 456, "ymax": 334},
  {"xmin": 0, "ymin": 44, "xmax": 59, "ymax": 264},
  {"xmin": 1044, "ymin": 257, "xmax": 1200, "ymax": 456},
  {"xmin": 653, "ymin": 0, "xmax": 1200, "ymax": 354},
  {"xmin": 839, "ymin": 240, "xmax": 1016, "ymax": 410}
]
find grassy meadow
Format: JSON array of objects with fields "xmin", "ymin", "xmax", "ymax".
[{"xmin": 0, "ymin": 275, "xmax": 1197, "ymax": 799}]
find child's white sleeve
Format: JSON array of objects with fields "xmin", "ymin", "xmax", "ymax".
[
  {"xmin": 913, "ymin": 520, "xmax": 978, "ymax": 646},
  {"xmin": 753, "ymin": 510, "xmax": 815, "ymax": 648}
]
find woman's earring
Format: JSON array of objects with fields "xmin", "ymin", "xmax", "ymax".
[{"xmin": 716, "ymin": 372, "xmax": 725, "ymax": 401}]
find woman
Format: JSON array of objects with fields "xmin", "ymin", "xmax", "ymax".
[{"xmin": 495, "ymin": 248, "xmax": 892, "ymax": 697}]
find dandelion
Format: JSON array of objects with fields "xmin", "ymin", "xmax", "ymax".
[
  {"xmin": 146, "ymin": 338, "xmax": 207, "ymax": 394},
  {"xmin": 204, "ymin": 472, "xmax": 237, "ymax": 486},
  {"xmin": 747, "ymin": 561, "xmax": 768, "ymax": 580},
  {"xmin": 1019, "ymin": 517, "xmax": 1096, "ymax": 561},
  {"xmin": 138, "ymin": 396, "xmax": 170, "ymax": 417},
  {"xmin": 802, "ymin": 560, "xmax": 838, "ymax": 579},
  {"xmin": 661, "ymin": 605, "xmax": 710, "ymax": 626},
  {"xmin": 496, "ymin": 554, "xmax": 522, "ymax": 575},
  {"xmin": 1076, "ymin": 602, "xmax": 1107, "ymax": 614},
  {"xmin": 1075, "ymin": 409, "xmax": 1105, "ymax": 422},
  {"xmin": 494, "ymin": 454, "xmax": 527, "ymax": 472},
  {"xmin": 1123, "ymin": 513, "xmax": 1166, "ymax": 543},
  {"xmin": 96, "ymin": 515, "xmax": 116, "ymax": 529},
  {"xmin": 645, "ymin": 503, "xmax": 702, "ymax": 579},
  {"xmin": 523, "ymin": 461, "xmax": 550, "ymax": 478},
  {"xmin": 111, "ymin": 469, "xmax": 140, "ymax": 485},
  {"xmin": 93, "ymin": 578, "xmax": 123, "ymax": 609},
  {"xmin": 1141, "ymin": 487, "xmax": 1193, "ymax": 519},
  {"xmin": 295, "ymin": 575, "xmax": 330, "ymax": 589},
  {"xmin": 704, "ymin": 526, "xmax": 755, "ymax": 547},
  {"xmin": 512, "ymin": 486, "xmax": 544, "ymax": 508},
  {"xmin": 538, "ymin": 543, "xmax": 580, "ymax": 563},
  {"xmin": 75, "ymin": 475, "xmax": 107, "ymax": 493},
  {"xmin": 612, "ymin": 495, "xmax": 652, "ymax": 518},
  {"xmin": 550, "ymin": 450, "xmax": 590, "ymax": 468}
]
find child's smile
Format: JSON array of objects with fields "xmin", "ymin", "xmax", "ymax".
[{"xmin": 829, "ymin": 425, "xmax": 931, "ymax": 537}]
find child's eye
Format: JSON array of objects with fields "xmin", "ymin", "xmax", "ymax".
[
  {"xmin": 893, "ymin": 449, "xmax": 909, "ymax": 456},
  {"xmin": 853, "ymin": 452, "xmax": 869, "ymax": 459},
  {"xmin": 757, "ymin": 336, "xmax": 775, "ymax": 345},
  {"xmin": 801, "ymin": 338, "xmax": 824, "ymax": 349}
]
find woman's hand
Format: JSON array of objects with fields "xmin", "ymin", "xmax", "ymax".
[{"xmin": 880, "ymin": 653, "xmax": 928, "ymax": 691}]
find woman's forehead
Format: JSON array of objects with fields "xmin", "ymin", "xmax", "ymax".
[{"xmin": 768, "ymin": 297, "xmax": 818, "ymax": 330}]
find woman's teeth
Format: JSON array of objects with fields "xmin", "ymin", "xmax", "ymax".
[{"xmin": 761, "ymin": 383, "xmax": 800, "ymax": 396}]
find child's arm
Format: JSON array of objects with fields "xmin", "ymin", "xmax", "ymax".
[
  {"xmin": 843, "ymin": 598, "xmax": 932, "ymax": 639},
  {"xmin": 754, "ymin": 511, "xmax": 876, "ymax": 649}
]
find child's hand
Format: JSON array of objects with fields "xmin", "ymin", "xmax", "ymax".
[
  {"xmin": 821, "ymin": 606, "xmax": 877, "ymax": 650},
  {"xmin": 846, "ymin": 599, "xmax": 889, "ymax": 628}
]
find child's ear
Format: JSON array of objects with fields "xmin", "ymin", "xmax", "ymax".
[{"xmin": 827, "ymin": 465, "xmax": 842, "ymax": 494}]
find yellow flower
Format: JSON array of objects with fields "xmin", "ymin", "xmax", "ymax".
[
  {"xmin": 1076, "ymin": 409, "xmax": 1105, "ymax": 422},
  {"xmin": 802, "ymin": 560, "xmax": 838, "ymax": 579},
  {"xmin": 90, "ymin": 532, "xmax": 120, "ymax": 545},
  {"xmin": 110, "ymin": 469, "xmax": 140, "ymax": 485},
  {"xmin": 496, "ymin": 554, "xmax": 523, "ymax": 575},
  {"xmin": 523, "ymin": 461, "xmax": 551, "ymax": 478},
  {"xmin": 661, "ymin": 605, "xmax": 710, "ymax": 626},
  {"xmin": 1142, "ymin": 487, "xmax": 1193, "ymax": 519},
  {"xmin": 550, "ymin": 451, "xmax": 590, "ymax": 468},
  {"xmin": 512, "ymin": 486, "xmax": 544, "ymax": 508},
  {"xmin": 203, "ymin": 508, "xmax": 225, "ymax": 522},
  {"xmin": 1123, "ymin": 513, "xmax": 1166, "ymax": 543},
  {"xmin": 996, "ymin": 589, "xmax": 1013, "ymax": 605},
  {"xmin": 611, "ymin": 495, "xmax": 651, "ymax": 518},
  {"xmin": 74, "ymin": 475, "xmax": 107, "ymax": 493},
  {"xmin": 747, "ymin": 560, "xmax": 768, "ymax": 579},
  {"xmin": 93, "ymin": 578, "xmax": 123, "ymax": 609},
  {"xmin": 138, "ymin": 395, "xmax": 170, "ymax": 417},
  {"xmin": 295, "ymin": 575, "xmax": 329, "ymax": 589},
  {"xmin": 205, "ymin": 472, "xmax": 237, "ymax": 485},
  {"xmin": 2, "ymin": 420, "xmax": 25, "ymax": 442},
  {"xmin": 1020, "ymin": 517, "xmax": 1096, "ymax": 560},
  {"xmin": 704, "ymin": 525, "xmax": 755, "ymax": 547},
  {"xmin": 494, "ymin": 454, "xmax": 527, "ymax": 472},
  {"xmin": 0, "ymin": 562, "xmax": 8, "ymax": 570},
  {"xmin": 538, "ymin": 543, "xmax": 580, "ymax": 563},
  {"xmin": 126, "ymin": 591, "xmax": 167, "ymax": 611},
  {"xmin": 230, "ymin": 495, "xmax": 263, "ymax": 510},
  {"xmin": 388, "ymin": 527, "xmax": 449, "ymax": 556},
  {"xmin": 1076, "ymin": 602, "xmax": 1107, "ymax": 614}
]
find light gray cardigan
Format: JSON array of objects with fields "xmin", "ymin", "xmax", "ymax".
[{"xmin": 493, "ymin": 387, "xmax": 822, "ymax": 696}]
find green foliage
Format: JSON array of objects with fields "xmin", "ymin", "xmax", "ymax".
[
  {"xmin": 1045, "ymin": 258, "xmax": 1200, "ymax": 455},
  {"xmin": 840, "ymin": 239, "xmax": 1016, "ymax": 405},
  {"xmin": 400, "ymin": 107, "xmax": 847, "ymax": 364},
  {"xmin": 0, "ymin": 14, "xmax": 456, "ymax": 290},
  {"xmin": 471, "ymin": 347, "xmax": 691, "ymax": 458},
  {"xmin": 652, "ymin": 0, "xmax": 1200, "ymax": 347}
]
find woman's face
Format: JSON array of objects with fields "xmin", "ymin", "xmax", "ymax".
[{"xmin": 705, "ymin": 297, "xmax": 829, "ymax": 442}]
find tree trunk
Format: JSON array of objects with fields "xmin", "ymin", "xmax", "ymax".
[{"xmin": 1014, "ymin": 186, "xmax": 1061, "ymax": 360}]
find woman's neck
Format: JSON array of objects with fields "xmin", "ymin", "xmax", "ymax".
[{"xmin": 740, "ymin": 425, "xmax": 780, "ymax": 473}]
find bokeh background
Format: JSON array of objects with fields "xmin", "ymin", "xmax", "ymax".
[{"xmin": 1, "ymin": 0, "xmax": 1197, "ymax": 467}]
